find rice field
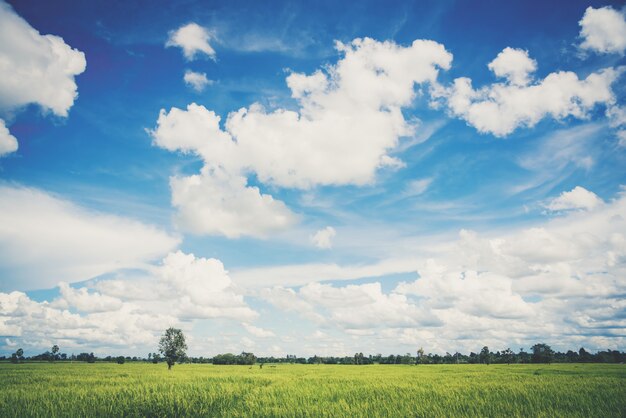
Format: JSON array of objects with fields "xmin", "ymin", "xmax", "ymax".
[{"xmin": 1, "ymin": 363, "xmax": 624, "ymax": 417}]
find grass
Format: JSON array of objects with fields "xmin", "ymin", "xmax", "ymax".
[{"xmin": 1, "ymin": 363, "xmax": 625, "ymax": 417}]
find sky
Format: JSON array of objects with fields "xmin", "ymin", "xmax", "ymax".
[{"xmin": 0, "ymin": 0, "xmax": 625, "ymax": 358}]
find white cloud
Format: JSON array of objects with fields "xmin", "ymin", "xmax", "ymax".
[
  {"xmin": 56, "ymin": 282, "xmax": 123, "ymax": 313},
  {"xmin": 2, "ymin": 190, "xmax": 626, "ymax": 354},
  {"xmin": 0, "ymin": 2, "xmax": 86, "ymax": 116},
  {"xmin": 183, "ymin": 70, "xmax": 212, "ymax": 92},
  {"xmin": 0, "ymin": 185, "xmax": 180, "ymax": 290},
  {"xmin": 170, "ymin": 168, "xmax": 298, "ymax": 238},
  {"xmin": 232, "ymin": 257, "xmax": 420, "ymax": 288},
  {"xmin": 617, "ymin": 129, "xmax": 626, "ymax": 147},
  {"xmin": 0, "ymin": 119, "xmax": 17, "ymax": 156},
  {"xmin": 261, "ymin": 281, "xmax": 440, "ymax": 330},
  {"xmin": 404, "ymin": 178, "xmax": 432, "ymax": 197},
  {"xmin": 254, "ymin": 187, "xmax": 626, "ymax": 351},
  {"xmin": 545, "ymin": 186, "xmax": 604, "ymax": 211},
  {"xmin": 0, "ymin": 250, "xmax": 258, "ymax": 353},
  {"xmin": 242, "ymin": 323, "xmax": 275, "ymax": 338},
  {"xmin": 94, "ymin": 251, "xmax": 257, "ymax": 321},
  {"xmin": 579, "ymin": 6, "xmax": 626, "ymax": 54},
  {"xmin": 91, "ymin": 251, "xmax": 258, "ymax": 322},
  {"xmin": 487, "ymin": 47, "xmax": 537, "ymax": 86},
  {"xmin": 258, "ymin": 286, "xmax": 323, "ymax": 323},
  {"xmin": 0, "ymin": 2, "xmax": 85, "ymax": 156},
  {"xmin": 606, "ymin": 105, "xmax": 626, "ymax": 145},
  {"xmin": 166, "ymin": 23, "xmax": 215, "ymax": 60},
  {"xmin": 0, "ymin": 290, "xmax": 177, "ymax": 350},
  {"xmin": 154, "ymin": 38, "xmax": 452, "ymax": 188},
  {"xmin": 152, "ymin": 38, "xmax": 451, "ymax": 237},
  {"xmin": 299, "ymin": 282, "xmax": 440, "ymax": 329},
  {"xmin": 432, "ymin": 48, "xmax": 622, "ymax": 136},
  {"xmin": 156, "ymin": 251, "xmax": 256, "ymax": 321},
  {"xmin": 311, "ymin": 226, "xmax": 336, "ymax": 249},
  {"xmin": 388, "ymin": 190, "xmax": 626, "ymax": 350}
]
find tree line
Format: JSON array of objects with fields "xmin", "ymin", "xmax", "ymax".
[
  {"xmin": 3, "ymin": 343, "xmax": 625, "ymax": 365},
  {"xmin": 3, "ymin": 329, "xmax": 625, "ymax": 368}
]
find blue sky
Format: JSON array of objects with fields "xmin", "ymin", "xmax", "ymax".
[{"xmin": 0, "ymin": 0, "xmax": 625, "ymax": 357}]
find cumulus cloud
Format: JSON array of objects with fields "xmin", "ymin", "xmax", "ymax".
[
  {"xmin": 166, "ymin": 23, "xmax": 215, "ymax": 60},
  {"xmin": 311, "ymin": 226, "xmax": 336, "ymax": 249},
  {"xmin": 545, "ymin": 186, "xmax": 604, "ymax": 211},
  {"xmin": 152, "ymin": 38, "xmax": 452, "ymax": 237},
  {"xmin": 156, "ymin": 251, "xmax": 257, "ymax": 320},
  {"xmin": 261, "ymin": 282, "xmax": 440, "ymax": 330},
  {"xmin": 254, "ymin": 187, "xmax": 626, "ymax": 352},
  {"xmin": 170, "ymin": 168, "xmax": 298, "ymax": 238},
  {"xmin": 154, "ymin": 38, "xmax": 452, "ymax": 188},
  {"xmin": 0, "ymin": 119, "xmax": 18, "ymax": 156},
  {"xmin": 432, "ymin": 48, "xmax": 622, "ymax": 136},
  {"xmin": 242, "ymin": 323, "xmax": 275, "ymax": 338},
  {"xmin": 487, "ymin": 47, "xmax": 537, "ymax": 86},
  {"xmin": 183, "ymin": 70, "xmax": 212, "ymax": 92},
  {"xmin": 2, "ymin": 190, "xmax": 625, "ymax": 354},
  {"xmin": 395, "ymin": 260, "xmax": 533, "ymax": 319},
  {"xmin": 0, "ymin": 250, "xmax": 257, "ymax": 353},
  {"xmin": 299, "ymin": 282, "xmax": 441, "ymax": 329},
  {"xmin": 579, "ymin": 6, "xmax": 626, "ymax": 54},
  {"xmin": 0, "ymin": 2, "xmax": 86, "ymax": 156},
  {"xmin": 383, "ymin": 192, "xmax": 626, "ymax": 351},
  {"xmin": 56, "ymin": 282, "xmax": 123, "ymax": 313},
  {"xmin": 0, "ymin": 290, "xmax": 176, "ymax": 349},
  {"xmin": 0, "ymin": 185, "xmax": 180, "ymax": 290}
]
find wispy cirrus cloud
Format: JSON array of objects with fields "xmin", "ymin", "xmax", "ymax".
[{"xmin": 0, "ymin": 185, "xmax": 180, "ymax": 290}]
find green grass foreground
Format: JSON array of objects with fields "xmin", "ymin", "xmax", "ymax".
[{"xmin": 1, "ymin": 363, "xmax": 625, "ymax": 417}]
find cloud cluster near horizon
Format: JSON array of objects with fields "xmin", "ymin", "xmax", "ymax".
[{"xmin": 1, "ymin": 185, "xmax": 624, "ymax": 355}]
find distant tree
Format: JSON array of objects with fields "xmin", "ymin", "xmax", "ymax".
[
  {"xmin": 531, "ymin": 343, "xmax": 554, "ymax": 364},
  {"xmin": 158, "ymin": 327, "xmax": 187, "ymax": 370},
  {"xmin": 564, "ymin": 350, "xmax": 578, "ymax": 362},
  {"xmin": 354, "ymin": 352, "xmax": 365, "ymax": 365},
  {"xmin": 416, "ymin": 347, "xmax": 425, "ymax": 364},
  {"xmin": 479, "ymin": 346, "xmax": 491, "ymax": 365},
  {"xmin": 11, "ymin": 348, "xmax": 24, "ymax": 364},
  {"xmin": 152, "ymin": 353, "xmax": 161, "ymax": 364},
  {"xmin": 240, "ymin": 352, "xmax": 256, "ymax": 365},
  {"xmin": 578, "ymin": 347, "xmax": 592, "ymax": 363},
  {"xmin": 51, "ymin": 345, "xmax": 60, "ymax": 362},
  {"xmin": 502, "ymin": 348, "xmax": 515, "ymax": 365},
  {"xmin": 116, "ymin": 356, "xmax": 125, "ymax": 364}
]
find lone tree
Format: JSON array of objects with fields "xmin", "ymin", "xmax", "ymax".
[
  {"xmin": 51, "ymin": 345, "xmax": 59, "ymax": 362},
  {"xmin": 11, "ymin": 348, "xmax": 24, "ymax": 364},
  {"xmin": 158, "ymin": 327, "xmax": 187, "ymax": 370}
]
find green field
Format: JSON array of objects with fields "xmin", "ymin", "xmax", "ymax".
[{"xmin": 1, "ymin": 363, "xmax": 625, "ymax": 417}]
